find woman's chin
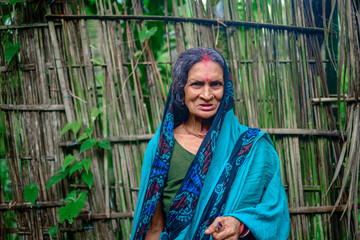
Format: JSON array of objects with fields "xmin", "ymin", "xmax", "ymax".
[{"xmin": 192, "ymin": 111, "xmax": 217, "ymax": 120}]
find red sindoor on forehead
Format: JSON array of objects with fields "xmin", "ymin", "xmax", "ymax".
[{"xmin": 202, "ymin": 53, "xmax": 210, "ymax": 62}]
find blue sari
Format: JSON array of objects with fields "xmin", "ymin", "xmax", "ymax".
[{"xmin": 131, "ymin": 55, "xmax": 289, "ymax": 240}]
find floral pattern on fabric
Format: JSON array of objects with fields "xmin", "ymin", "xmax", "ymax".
[{"xmin": 194, "ymin": 128, "xmax": 260, "ymax": 240}]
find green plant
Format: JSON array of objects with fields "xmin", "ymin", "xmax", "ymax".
[
  {"xmin": 4, "ymin": 41, "xmax": 21, "ymax": 65},
  {"xmin": 21, "ymin": 108, "xmax": 109, "ymax": 238}
]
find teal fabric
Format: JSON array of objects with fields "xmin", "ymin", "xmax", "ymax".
[
  {"xmin": 162, "ymin": 140, "xmax": 195, "ymax": 214},
  {"xmin": 131, "ymin": 110, "xmax": 290, "ymax": 240}
]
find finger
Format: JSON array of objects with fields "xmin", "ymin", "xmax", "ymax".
[
  {"xmin": 212, "ymin": 228, "xmax": 238, "ymax": 240},
  {"xmin": 205, "ymin": 217, "xmax": 223, "ymax": 235}
]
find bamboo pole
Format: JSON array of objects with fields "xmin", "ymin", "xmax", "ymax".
[{"xmin": 45, "ymin": 14, "xmax": 334, "ymax": 34}]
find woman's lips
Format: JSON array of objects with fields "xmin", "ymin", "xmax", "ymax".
[{"xmin": 198, "ymin": 104, "xmax": 215, "ymax": 111}]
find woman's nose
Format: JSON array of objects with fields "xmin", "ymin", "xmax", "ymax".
[{"xmin": 200, "ymin": 85, "xmax": 213, "ymax": 100}]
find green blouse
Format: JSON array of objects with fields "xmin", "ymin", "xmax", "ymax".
[{"xmin": 162, "ymin": 139, "xmax": 195, "ymax": 214}]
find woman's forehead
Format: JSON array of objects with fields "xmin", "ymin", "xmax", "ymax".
[{"xmin": 187, "ymin": 61, "xmax": 223, "ymax": 77}]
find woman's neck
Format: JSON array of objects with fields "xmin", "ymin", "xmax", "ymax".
[{"xmin": 184, "ymin": 116, "xmax": 211, "ymax": 135}]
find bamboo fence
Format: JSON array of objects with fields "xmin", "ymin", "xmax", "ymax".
[{"xmin": 0, "ymin": 0, "xmax": 359, "ymax": 239}]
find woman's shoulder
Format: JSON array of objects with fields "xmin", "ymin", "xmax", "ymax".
[{"xmin": 223, "ymin": 112, "xmax": 266, "ymax": 140}]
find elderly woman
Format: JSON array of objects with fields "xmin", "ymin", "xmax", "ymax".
[{"xmin": 131, "ymin": 48, "xmax": 289, "ymax": 240}]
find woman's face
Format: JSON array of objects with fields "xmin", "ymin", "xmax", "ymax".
[{"xmin": 184, "ymin": 60, "xmax": 224, "ymax": 121}]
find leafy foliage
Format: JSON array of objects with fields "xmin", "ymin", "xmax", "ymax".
[
  {"xmin": 91, "ymin": 108, "xmax": 102, "ymax": 122},
  {"xmin": 43, "ymin": 112, "xmax": 103, "ymax": 229},
  {"xmin": 60, "ymin": 120, "xmax": 83, "ymax": 137},
  {"xmin": 81, "ymin": 171, "xmax": 93, "ymax": 190},
  {"xmin": 70, "ymin": 161, "xmax": 83, "ymax": 176},
  {"xmin": 58, "ymin": 192, "xmax": 86, "ymax": 224},
  {"xmin": 4, "ymin": 41, "xmax": 21, "ymax": 65},
  {"xmin": 80, "ymin": 138, "xmax": 97, "ymax": 153},
  {"xmin": 8, "ymin": 0, "xmax": 26, "ymax": 3},
  {"xmin": 78, "ymin": 132, "xmax": 89, "ymax": 142},
  {"xmin": 139, "ymin": 27, "xmax": 158, "ymax": 42},
  {"xmin": 45, "ymin": 168, "xmax": 69, "ymax": 190},
  {"xmin": 47, "ymin": 225, "xmax": 59, "ymax": 238},
  {"xmin": 85, "ymin": 126, "xmax": 94, "ymax": 136},
  {"xmin": 71, "ymin": 120, "xmax": 82, "ymax": 136},
  {"xmin": 60, "ymin": 122, "xmax": 72, "ymax": 136},
  {"xmin": 0, "ymin": 159, "xmax": 11, "ymax": 201},
  {"xmin": 97, "ymin": 140, "xmax": 111, "ymax": 150},
  {"xmin": 0, "ymin": 125, "xmax": 5, "ymax": 136},
  {"xmin": 82, "ymin": 157, "xmax": 91, "ymax": 173},
  {"xmin": 64, "ymin": 190, "xmax": 77, "ymax": 202},
  {"xmin": 24, "ymin": 183, "xmax": 38, "ymax": 207},
  {"xmin": 63, "ymin": 154, "xmax": 77, "ymax": 168}
]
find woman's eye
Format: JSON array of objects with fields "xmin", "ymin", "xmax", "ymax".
[
  {"xmin": 191, "ymin": 82, "xmax": 202, "ymax": 86},
  {"xmin": 211, "ymin": 81, "xmax": 223, "ymax": 87}
]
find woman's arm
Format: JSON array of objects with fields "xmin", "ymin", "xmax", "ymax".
[{"xmin": 145, "ymin": 201, "xmax": 165, "ymax": 240}]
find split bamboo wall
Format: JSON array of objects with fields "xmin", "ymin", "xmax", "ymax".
[{"xmin": 0, "ymin": 0, "xmax": 359, "ymax": 239}]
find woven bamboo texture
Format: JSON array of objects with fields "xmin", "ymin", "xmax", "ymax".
[{"xmin": 0, "ymin": 0, "xmax": 359, "ymax": 239}]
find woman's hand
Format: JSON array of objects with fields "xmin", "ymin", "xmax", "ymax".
[
  {"xmin": 204, "ymin": 216, "xmax": 244, "ymax": 240},
  {"xmin": 145, "ymin": 201, "xmax": 165, "ymax": 240}
]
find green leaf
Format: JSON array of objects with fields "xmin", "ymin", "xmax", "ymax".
[
  {"xmin": 81, "ymin": 171, "xmax": 93, "ymax": 190},
  {"xmin": 71, "ymin": 120, "xmax": 82, "ymax": 136},
  {"xmin": 24, "ymin": 183, "xmax": 38, "ymax": 207},
  {"xmin": 45, "ymin": 168, "xmax": 69, "ymax": 190},
  {"xmin": 8, "ymin": 0, "xmax": 26, "ymax": 3},
  {"xmin": 97, "ymin": 140, "xmax": 111, "ymax": 150},
  {"xmin": 63, "ymin": 154, "xmax": 77, "ymax": 169},
  {"xmin": 139, "ymin": 27, "xmax": 158, "ymax": 41},
  {"xmin": 69, "ymin": 161, "xmax": 83, "ymax": 176},
  {"xmin": 90, "ymin": 57, "xmax": 103, "ymax": 65},
  {"xmin": 64, "ymin": 190, "xmax": 77, "ymax": 202},
  {"xmin": 0, "ymin": 126, "xmax": 5, "ymax": 136},
  {"xmin": 54, "ymin": 167, "xmax": 65, "ymax": 174},
  {"xmin": 134, "ymin": 50, "xmax": 142, "ymax": 57},
  {"xmin": 47, "ymin": 225, "xmax": 59, "ymax": 238},
  {"xmin": 5, "ymin": 41, "xmax": 21, "ymax": 65},
  {"xmin": 58, "ymin": 192, "xmax": 86, "ymax": 224},
  {"xmin": 77, "ymin": 132, "xmax": 89, "ymax": 142},
  {"xmin": 91, "ymin": 108, "xmax": 102, "ymax": 122},
  {"xmin": 60, "ymin": 122, "xmax": 72, "ymax": 136},
  {"xmin": 82, "ymin": 157, "xmax": 91, "ymax": 173},
  {"xmin": 80, "ymin": 138, "xmax": 97, "ymax": 154},
  {"xmin": 85, "ymin": 126, "xmax": 94, "ymax": 136}
]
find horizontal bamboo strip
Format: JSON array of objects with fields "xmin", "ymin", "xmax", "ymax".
[
  {"xmin": 76, "ymin": 212, "xmax": 133, "ymax": 220},
  {"xmin": 230, "ymin": 59, "xmax": 335, "ymax": 64},
  {"xmin": 69, "ymin": 184, "xmax": 120, "ymax": 189},
  {"xmin": 58, "ymin": 134, "xmax": 154, "ymax": 147},
  {"xmin": 45, "ymin": 14, "xmax": 333, "ymax": 34},
  {"xmin": 2, "ymin": 200, "xmax": 351, "ymax": 215},
  {"xmin": 0, "ymin": 104, "xmax": 65, "ymax": 111},
  {"xmin": 123, "ymin": 59, "xmax": 335, "ymax": 65},
  {"xmin": 288, "ymin": 204, "xmax": 357, "ymax": 214},
  {"xmin": 0, "ymin": 64, "xmax": 39, "ymax": 72},
  {"xmin": 261, "ymin": 128, "xmax": 345, "ymax": 137},
  {"xmin": 57, "ymin": 128, "xmax": 345, "ymax": 147},
  {"xmin": 6, "ymin": 227, "xmax": 89, "ymax": 234},
  {"xmin": 311, "ymin": 97, "xmax": 360, "ymax": 104},
  {"xmin": 3, "ymin": 155, "xmax": 56, "ymax": 161},
  {"xmin": 0, "ymin": 59, "xmax": 335, "ymax": 73},
  {"xmin": 0, "ymin": 22, "xmax": 61, "ymax": 30},
  {"xmin": 0, "ymin": 201, "xmax": 66, "ymax": 210}
]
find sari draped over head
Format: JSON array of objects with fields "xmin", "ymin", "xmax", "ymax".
[{"xmin": 131, "ymin": 49, "xmax": 290, "ymax": 240}]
